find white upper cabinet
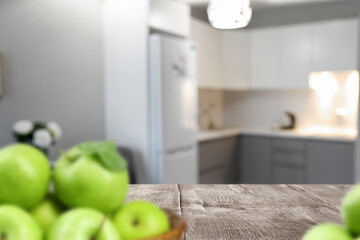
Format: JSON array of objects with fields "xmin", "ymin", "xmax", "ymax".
[
  {"xmin": 279, "ymin": 24, "xmax": 311, "ymax": 89},
  {"xmin": 250, "ymin": 27, "xmax": 281, "ymax": 90},
  {"xmin": 149, "ymin": 0, "xmax": 191, "ymax": 37},
  {"xmin": 222, "ymin": 31, "xmax": 250, "ymax": 90},
  {"xmin": 191, "ymin": 17, "xmax": 358, "ymax": 91},
  {"xmin": 310, "ymin": 19, "xmax": 358, "ymax": 72},
  {"xmin": 191, "ymin": 19, "xmax": 224, "ymax": 89}
]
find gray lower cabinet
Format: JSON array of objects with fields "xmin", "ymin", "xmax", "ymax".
[
  {"xmin": 238, "ymin": 136, "xmax": 354, "ymax": 184},
  {"xmin": 271, "ymin": 139, "xmax": 306, "ymax": 184},
  {"xmin": 273, "ymin": 166, "xmax": 304, "ymax": 184},
  {"xmin": 199, "ymin": 167, "xmax": 228, "ymax": 184},
  {"xmin": 239, "ymin": 136, "xmax": 272, "ymax": 183},
  {"xmin": 306, "ymin": 141, "xmax": 354, "ymax": 184},
  {"xmin": 199, "ymin": 137, "xmax": 237, "ymax": 184}
]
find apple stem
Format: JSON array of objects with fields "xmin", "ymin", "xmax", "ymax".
[
  {"xmin": 1, "ymin": 233, "xmax": 7, "ymax": 240},
  {"xmin": 57, "ymin": 148, "xmax": 76, "ymax": 162},
  {"xmin": 90, "ymin": 215, "xmax": 108, "ymax": 240}
]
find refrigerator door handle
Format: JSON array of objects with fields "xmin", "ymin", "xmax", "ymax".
[{"xmin": 166, "ymin": 145, "xmax": 195, "ymax": 155}]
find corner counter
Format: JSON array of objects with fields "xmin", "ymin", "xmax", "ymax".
[{"xmin": 198, "ymin": 127, "xmax": 357, "ymax": 143}]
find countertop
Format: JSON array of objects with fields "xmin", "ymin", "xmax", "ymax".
[
  {"xmin": 198, "ymin": 127, "xmax": 357, "ymax": 143},
  {"xmin": 127, "ymin": 184, "xmax": 350, "ymax": 240}
]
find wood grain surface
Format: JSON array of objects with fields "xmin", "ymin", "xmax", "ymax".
[{"xmin": 128, "ymin": 185, "xmax": 352, "ymax": 240}]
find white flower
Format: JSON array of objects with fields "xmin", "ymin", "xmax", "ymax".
[
  {"xmin": 33, "ymin": 129, "xmax": 52, "ymax": 148},
  {"xmin": 47, "ymin": 122, "xmax": 62, "ymax": 141},
  {"xmin": 13, "ymin": 120, "xmax": 34, "ymax": 135}
]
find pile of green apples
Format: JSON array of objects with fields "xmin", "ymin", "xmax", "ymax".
[
  {"xmin": 303, "ymin": 185, "xmax": 360, "ymax": 240},
  {"xmin": 0, "ymin": 142, "xmax": 171, "ymax": 240}
]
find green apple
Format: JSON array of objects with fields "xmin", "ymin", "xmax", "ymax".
[
  {"xmin": 0, "ymin": 144, "xmax": 51, "ymax": 209},
  {"xmin": 47, "ymin": 208, "xmax": 119, "ymax": 240},
  {"xmin": 302, "ymin": 224, "xmax": 352, "ymax": 240},
  {"xmin": 113, "ymin": 201, "xmax": 171, "ymax": 240},
  {"xmin": 342, "ymin": 184, "xmax": 360, "ymax": 234},
  {"xmin": 30, "ymin": 194, "xmax": 66, "ymax": 233},
  {"xmin": 0, "ymin": 205, "xmax": 43, "ymax": 240},
  {"xmin": 54, "ymin": 141, "xmax": 128, "ymax": 213}
]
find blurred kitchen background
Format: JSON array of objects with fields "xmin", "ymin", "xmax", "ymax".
[{"xmin": 1, "ymin": 0, "xmax": 360, "ymax": 184}]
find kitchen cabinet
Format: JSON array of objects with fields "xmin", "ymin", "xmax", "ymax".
[
  {"xmin": 307, "ymin": 140, "xmax": 354, "ymax": 184},
  {"xmin": 238, "ymin": 136, "xmax": 354, "ymax": 184},
  {"xmin": 279, "ymin": 24, "xmax": 311, "ymax": 89},
  {"xmin": 149, "ymin": 0, "xmax": 190, "ymax": 37},
  {"xmin": 222, "ymin": 31, "xmax": 250, "ymax": 90},
  {"xmin": 273, "ymin": 167, "xmax": 304, "ymax": 184},
  {"xmin": 190, "ymin": 18, "xmax": 224, "ymax": 89},
  {"xmin": 191, "ymin": 17, "xmax": 358, "ymax": 91},
  {"xmin": 250, "ymin": 28, "xmax": 281, "ymax": 90},
  {"xmin": 310, "ymin": 19, "xmax": 358, "ymax": 72},
  {"xmin": 199, "ymin": 137, "xmax": 237, "ymax": 184},
  {"xmin": 239, "ymin": 136, "xmax": 272, "ymax": 183},
  {"xmin": 249, "ymin": 18, "xmax": 358, "ymax": 90},
  {"xmin": 271, "ymin": 139, "xmax": 306, "ymax": 184}
]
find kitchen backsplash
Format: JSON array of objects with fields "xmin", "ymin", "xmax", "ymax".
[
  {"xmin": 198, "ymin": 89, "xmax": 224, "ymax": 130},
  {"xmin": 224, "ymin": 85, "xmax": 358, "ymax": 132},
  {"xmin": 224, "ymin": 89, "xmax": 322, "ymax": 129},
  {"xmin": 200, "ymin": 71, "xmax": 359, "ymax": 133}
]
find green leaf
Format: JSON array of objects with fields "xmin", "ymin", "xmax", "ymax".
[{"xmin": 79, "ymin": 141, "xmax": 127, "ymax": 172}]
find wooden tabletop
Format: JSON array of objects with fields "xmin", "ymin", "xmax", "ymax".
[{"xmin": 127, "ymin": 185, "xmax": 351, "ymax": 240}]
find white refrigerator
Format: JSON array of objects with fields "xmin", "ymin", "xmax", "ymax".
[{"xmin": 149, "ymin": 34, "xmax": 198, "ymax": 184}]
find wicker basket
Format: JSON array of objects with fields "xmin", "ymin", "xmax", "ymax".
[{"xmin": 141, "ymin": 210, "xmax": 186, "ymax": 240}]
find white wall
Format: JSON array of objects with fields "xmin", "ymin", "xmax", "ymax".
[
  {"xmin": 0, "ymin": 0, "xmax": 104, "ymax": 151},
  {"xmin": 103, "ymin": 0, "xmax": 150, "ymax": 183}
]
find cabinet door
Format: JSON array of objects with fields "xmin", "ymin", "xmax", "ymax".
[
  {"xmin": 149, "ymin": 0, "xmax": 190, "ymax": 37},
  {"xmin": 190, "ymin": 19, "xmax": 223, "ymax": 89},
  {"xmin": 250, "ymin": 28, "xmax": 281, "ymax": 90},
  {"xmin": 199, "ymin": 137, "xmax": 237, "ymax": 183},
  {"xmin": 240, "ymin": 136, "xmax": 272, "ymax": 183},
  {"xmin": 279, "ymin": 24, "xmax": 311, "ymax": 89},
  {"xmin": 222, "ymin": 31, "xmax": 250, "ymax": 90},
  {"xmin": 273, "ymin": 166, "xmax": 304, "ymax": 184},
  {"xmin": 199, "ymin": 137, "xmax": 236, "ymax": 171},
  {"xmin": 307, "ymin": 141, "xmax": 354, "ymax": 184},
  {"xmin": 200, "ymin": 167, "xmax": 228, "ymax": 184},
  {"xmin": 310, "ymin": 19, "xmax": 358, "ymax": 72}
]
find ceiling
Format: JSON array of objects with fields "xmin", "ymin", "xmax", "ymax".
[
  {"xmin": 184, "ymin": 0, "xmax": 360, "ymax": 29},
  {"xmin": 180, "ymin": 0, "xmax": 342, "ymax": 10}
]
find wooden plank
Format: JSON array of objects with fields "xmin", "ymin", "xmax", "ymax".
[
  {"xmin": 127, "ymin": 184, "xmax": 181, "ymax": 216},
  {"xmin": 178, "ymin": 185, "xmax": 348, "ymax": 240},
  {"xmin": 288, "ymin": 185, "xmax": 351, "ymax": 210}
]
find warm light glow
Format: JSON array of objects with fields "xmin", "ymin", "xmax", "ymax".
[
  {"xmin": 309, "ymin": 72, "xmax": 338, "ymax": 93},
  {"xmin": 345, "ymin": 71, "xmax": 359, "ymax": 112},
  {"xmin": 307, "ymin": 70, "xmax": 359, "ymax": 132},
  {"xmin": 309, "ymin": 72, "xmax": 338, "ymax": 112},
  {"xmin": 207, "ymin": 0, "xmax": 252, "ymax": 30},
  {"xmin": 335, "ymin": 108, "xmax": 348, "ymax": 117},
  {"xmin": 299, "ymin": 126, "xmax": 357, "ymax": 137}
]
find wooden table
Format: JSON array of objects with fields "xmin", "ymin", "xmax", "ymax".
[{"xmin": 127, "ymin": 185, "xmax": 351, "ymax": 240}]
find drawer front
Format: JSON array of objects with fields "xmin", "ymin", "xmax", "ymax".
[
  {"xmin": 273, "ymin": 166, "xmax": 304, "ymax": 184},
  {"xmin": 273, "ymin": 152, "xmax": 304, "ymax": 166},
  {"xmin": 273, "ymin": 139, "xmax": 305, "ymax": 152}
]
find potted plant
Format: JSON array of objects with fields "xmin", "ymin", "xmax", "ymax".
[{"xmin": 12, "ymin": 120, "xmax": 62, "ymax": 156}]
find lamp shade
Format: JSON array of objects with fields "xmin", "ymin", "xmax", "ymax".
[{"xmin": 207, "ymin": 0, "xmax": 252, "ymax": 29}]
